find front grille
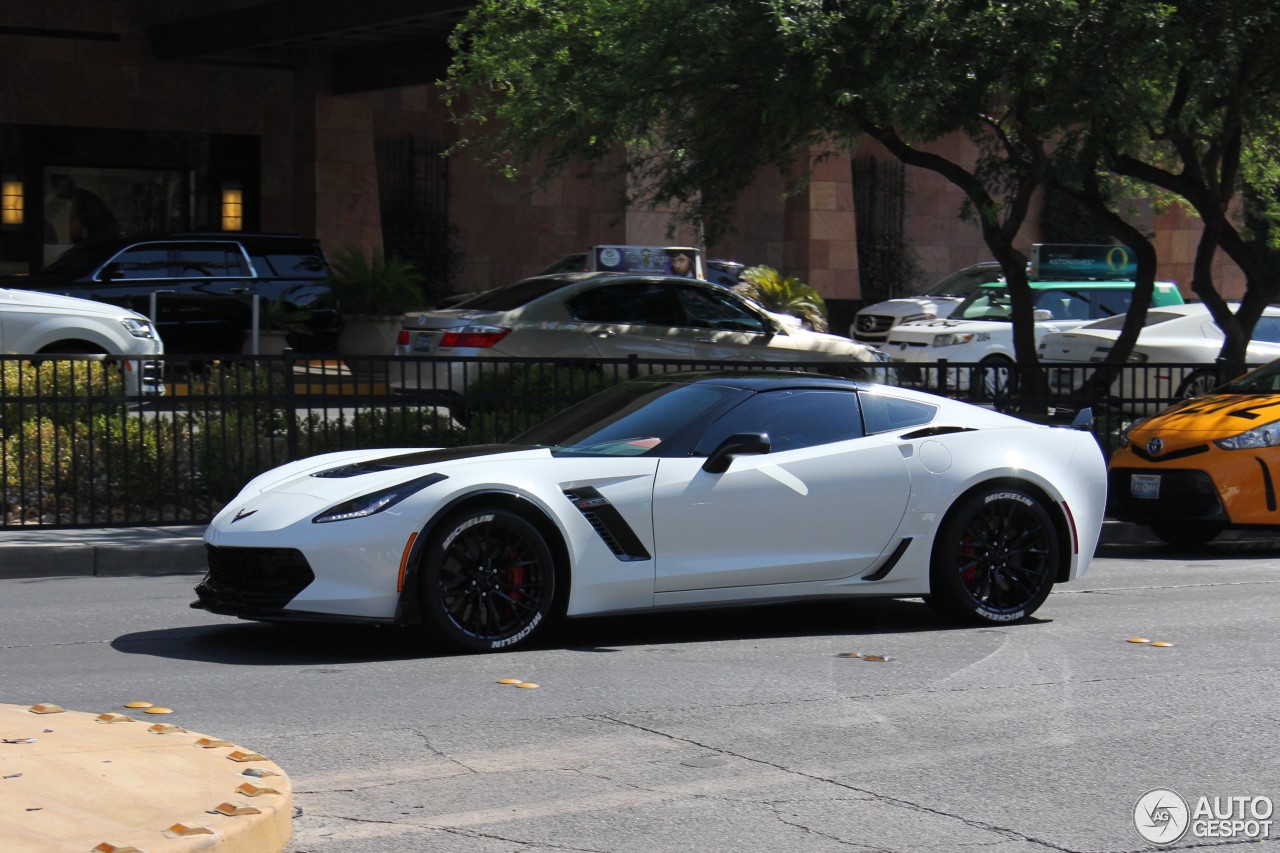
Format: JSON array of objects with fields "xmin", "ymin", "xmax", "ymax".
[
  {"xmin": 198, "ymin": 545, "xmax": 315, "ymax": 610},
  {"xmin": 1107, "ymin": 468, "xmax": 1226, "ymax": 522},
  {"xmin": 857, "ymin": 314, "xmax": 895, "ymax": 334}
]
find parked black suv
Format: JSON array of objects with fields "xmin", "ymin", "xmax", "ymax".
[{"xmin": 1, "ymin": 233, "xmax": 339, "ymax": 354}]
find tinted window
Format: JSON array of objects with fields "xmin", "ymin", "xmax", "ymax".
[
  {"xmin": 1092, "ymin": 290, "xmax": 1133, "ymax": 317},
  {"xmin": 568, "ymin": 282, "xmax": 680, "ymax": 324},
  {"xmin": 1034, "ymin": 289, "xmax": 1093, "ymax": 321},
  {"xmin": 174, "ymin": 244, "xmax": 250, "ymax": 277},
  {"xmin": 696, "ymin": 389, "xmax": 864, "ymax": 454},
  {"xmin": 1252, "ymin": 316, "xmax": 1280, "ymax": 343},
  {"xmin": 513, "ymin": 381, "xmax": 747, "ymax": 456},
  {"xmin": 253, "ymin": 251, "xmax": 328, "ymax": 278},
  {"xmin": 105, "ymin": 246, "xmax": 174, "ymax": 279},
  {"xmin": 860, "ymin": 392, "xmax": 938, "ymax": 434},
  {"xmin": 674, "ymin": 284, "xmax": 766, "ymax": 332}
]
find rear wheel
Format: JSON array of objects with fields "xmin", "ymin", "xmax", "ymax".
[
  {"xmin": 927, "ymin": 485, "xmax": 1060, "ymax": 624},
  {"xmin": 1149, "ymin": 521, "xmax": 1223, "ymax": 548},
  {"xmin": 1174, "ymin": 369, "xmax": 1219, "ymax": 401},
  {"xmin": 971, "ymin": 356, "xmax": 1018, "ymax": 406},
  {"xmin": 420, "ymin": 509, "xmax": 557, "ymax": 652}
]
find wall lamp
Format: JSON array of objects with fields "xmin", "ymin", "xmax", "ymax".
[
  {"xmin": 220, "ymin": 182, "xmax": 243, "ymax": 231},
  {"xmin": 1, "ymin": 175, "xmax": 23, "ymax": 228}
]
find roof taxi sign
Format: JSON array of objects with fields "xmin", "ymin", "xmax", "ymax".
[
  {"xmin": 589, "ymin": 245, "xmax": 704, "ymax": 279},
  {"xmin": 1030, "ymin": 244, "xmax": 1137, "ymax": 280}
]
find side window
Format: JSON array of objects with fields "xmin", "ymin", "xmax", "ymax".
[
  {"xmin": 1251, "ymin": 316, "xmax": 1280, "ymax": 344},
  {"xmin": 675, "ymin": 284, "xmax": 766, "ymax": 332},
  {"xmin": 860, "ymin": 392, "xmax": 938, "ymax": 434},
  {"xmin": 1092, "ymin": 290, "xmax": 1133, "ymax": 317},
  {"xmin": 102, "ymin": 246, "xmax": 174, "ymax": 280},
  {"xmin": 173, "ymin": 243, "xmax": 250, "ymax": 278},
  {"xmin": 567, "ymin": 282, "xmax": 678, "ymax": 325},
  {"xmin": 696, "ymin": 389, "xmax": 864, "ymax": 454}
]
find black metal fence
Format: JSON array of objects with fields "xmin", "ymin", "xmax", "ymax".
[{"xmin": 0, "ymin": 352, "xmax": 1251, "ymax": 529}]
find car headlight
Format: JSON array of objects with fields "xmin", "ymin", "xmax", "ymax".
[
  {"xmin": 1215, "ymin": 419, "xmax": 1280, "ymax": 450},
  {"xmin": 121, "ymin": 318, "xmax": 157, "ymax": 339},
  {"xmin": 312, "ymin": 473, "xmax": 446, "ymax": 523},
  {"xmin": 1118, "ymin": 417, "xmax": 1148, "ymax": 449},
  {"xmin": 932, "ymin": 332, "xmax": 975, "ymax": 348}
]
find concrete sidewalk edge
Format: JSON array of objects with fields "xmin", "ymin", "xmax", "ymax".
[{"xmin": 0, "ymin": 702, "xmax": 292, "ymax": 852}]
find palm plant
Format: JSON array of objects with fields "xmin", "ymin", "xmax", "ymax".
[
  {"xmin": 735, "ymin": 266, "xmax": 829, "ymax": 332},
  {"xmin": 326, "ymin": 247, "xmax": 424, "ymax": 318}
]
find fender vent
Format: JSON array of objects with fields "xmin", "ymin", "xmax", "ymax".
[{"xmin": 563, "ymin": 488, "xmax": 651, "ymax": 562}]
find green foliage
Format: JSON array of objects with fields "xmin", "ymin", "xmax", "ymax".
[
  {"xmin": 253, "ymin": 297, "xmax": 312, "ymax": 334},
  {"xmin": 735, "ymin": 266, "xmax": 829, "ymax": 332},
  {"xmin": 325, "ymin": 247, "xmax": 425, "ymax": 317},
  {"xmin": 297, "ymin": 407, "xmax": 463, "ymax": 455},
  {"xmin": 1, "ymin": 358, "xmax": 124, "ymax": 436},
  {"xmin": 463, "ymin": 364, "xmax": 622, "ymax": 442}
]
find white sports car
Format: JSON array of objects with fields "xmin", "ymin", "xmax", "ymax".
[{"xmin": 196, "ymin": 372, "xmax": 1107, "ymax": 652}]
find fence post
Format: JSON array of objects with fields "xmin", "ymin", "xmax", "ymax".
[
  {"xmin": 628, "ymin": 353, "xmax": 640, "ymax": 380},
  {"xmin": 283, "ymin": 349, "xmax": 299, "ymax": 460},
  {"xmin": 938, "ymin": 359, "xmax": 949, "ymax": 396}
]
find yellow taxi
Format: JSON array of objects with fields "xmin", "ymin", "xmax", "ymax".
[{"xmin": 1108, "ymin": 358, "xmax": 1280, "ymax": 546}]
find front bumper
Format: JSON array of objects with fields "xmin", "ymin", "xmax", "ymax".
[{"xmin": 193, "ymin": 544, "xmax": 316, "ymax": 619}]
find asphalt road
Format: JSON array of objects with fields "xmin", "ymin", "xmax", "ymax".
[{"xmin": 2, "ymin": 532, "xmax": 1278, "ymax": 852}]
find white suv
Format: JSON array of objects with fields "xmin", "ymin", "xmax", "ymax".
[
  {"xmin": 1, "ymin": 287, "xmax": 164, "ymax": 395},
  {"xmin": 851, "ymin": 262, "xmax": 1002, "ymax": 343}
]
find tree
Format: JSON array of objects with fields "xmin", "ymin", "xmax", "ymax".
[{"xmin": 445, "ymin": 0, "xmax": 1280, "ymax": 377}]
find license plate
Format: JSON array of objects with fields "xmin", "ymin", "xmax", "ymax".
[
  {"xmin": 412, "ymin": 332, "xmax": 435, "ymax": 353},
  {"xmin": 1131, "ymin": 474, "xmax": 1160, "ymax": 500}
]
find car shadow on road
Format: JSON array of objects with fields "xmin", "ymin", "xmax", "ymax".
[{"xmin": 109, "ymin": 597, "xmax": 1023, "ymax": 666}]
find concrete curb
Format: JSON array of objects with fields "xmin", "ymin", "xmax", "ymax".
[
  {"xmin": 0, "ymin": 702, "xmax": 292, "ymax": 852},
  {"xmin": 0, "ymin": 527, "xmax": 206, "ymax": 580}
]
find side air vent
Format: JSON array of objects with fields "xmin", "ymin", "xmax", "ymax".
[{"xmin": 563, "ymin": 487, "xmax": 651, "ymax": 561}]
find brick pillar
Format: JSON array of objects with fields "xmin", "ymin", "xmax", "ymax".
[
  {"xmin": 291, "ymin": 57, "xmax": 382, "ymax": 254},
  {"xmin": 784, "ymin": 149, "xmax": 860, "ymax": 300}
]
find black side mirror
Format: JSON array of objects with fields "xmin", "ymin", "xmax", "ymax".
[
  {"xmin": 702, "ymin": 432, "xmax": 771, "ymax": 474},
  {"xmin": 98, "ymin": 263, "xmax": 122, "ymax": 282}
]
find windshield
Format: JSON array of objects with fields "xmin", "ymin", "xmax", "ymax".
[
  {"xmin": 925, "ymin": 266, "xmax": 999, "ymax": 298},
  {"xmin": 1219, "ymin": 360, "xmax": 1280, "ymax": 394},
  {"xmin": 39, "ymin": 241, "xmax": 119, "ymax": 277},
  {"xmin": 954, "ymin": 285, "xmax": 1015, "ymax": 321},
  {"xmin": 511, "ymin": 380, "xmax": 748, "ymax": 456}
]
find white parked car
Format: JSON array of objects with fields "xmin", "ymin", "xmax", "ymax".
[
  {"xmin": 1, "ymin": 287, "xmax": 164, "ymax": 395},
  {"xmin": 392, "ymin": 272, "xmax": 887, "ymax": 399},
  {"xmin": 196, "ymin": 371, "xmax": 1107, "ymax": 651},
  {"xmin": 1038, "ymin": 302, "xmax": 1280, "ymax": 414},
  {"xmin": 850, "ymin": 261, "xmax": 1002, "ymax": 343},
  {"xmin": 885, "ymin": 278, "xmax": 1184, "ymax": 398}
]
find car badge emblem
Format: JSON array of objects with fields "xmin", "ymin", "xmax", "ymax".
[
  {"xmin": 1146, "ymin": 437, "xmax": 1164, "ymax": 455},
  {"xmin": 231, "ymin": 507, "xmax": 257, "ymax": 523}
]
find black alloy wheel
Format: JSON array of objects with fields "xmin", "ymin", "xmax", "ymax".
[
  {"xmin": 927, "ymin": 485, "xmax": 1060, "ymax": 623},
  {"xmin": 421, "ymin": 509, "xmax": 556, "ymax": 652}
]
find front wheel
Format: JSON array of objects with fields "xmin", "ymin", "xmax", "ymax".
[
  {"xmin": 420, "ymin": 509, "xmax": 557, "ymax": 652},
  {"xmin": 927, "ymin": 485, "xmax": 1060, "ymax": 624}
]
